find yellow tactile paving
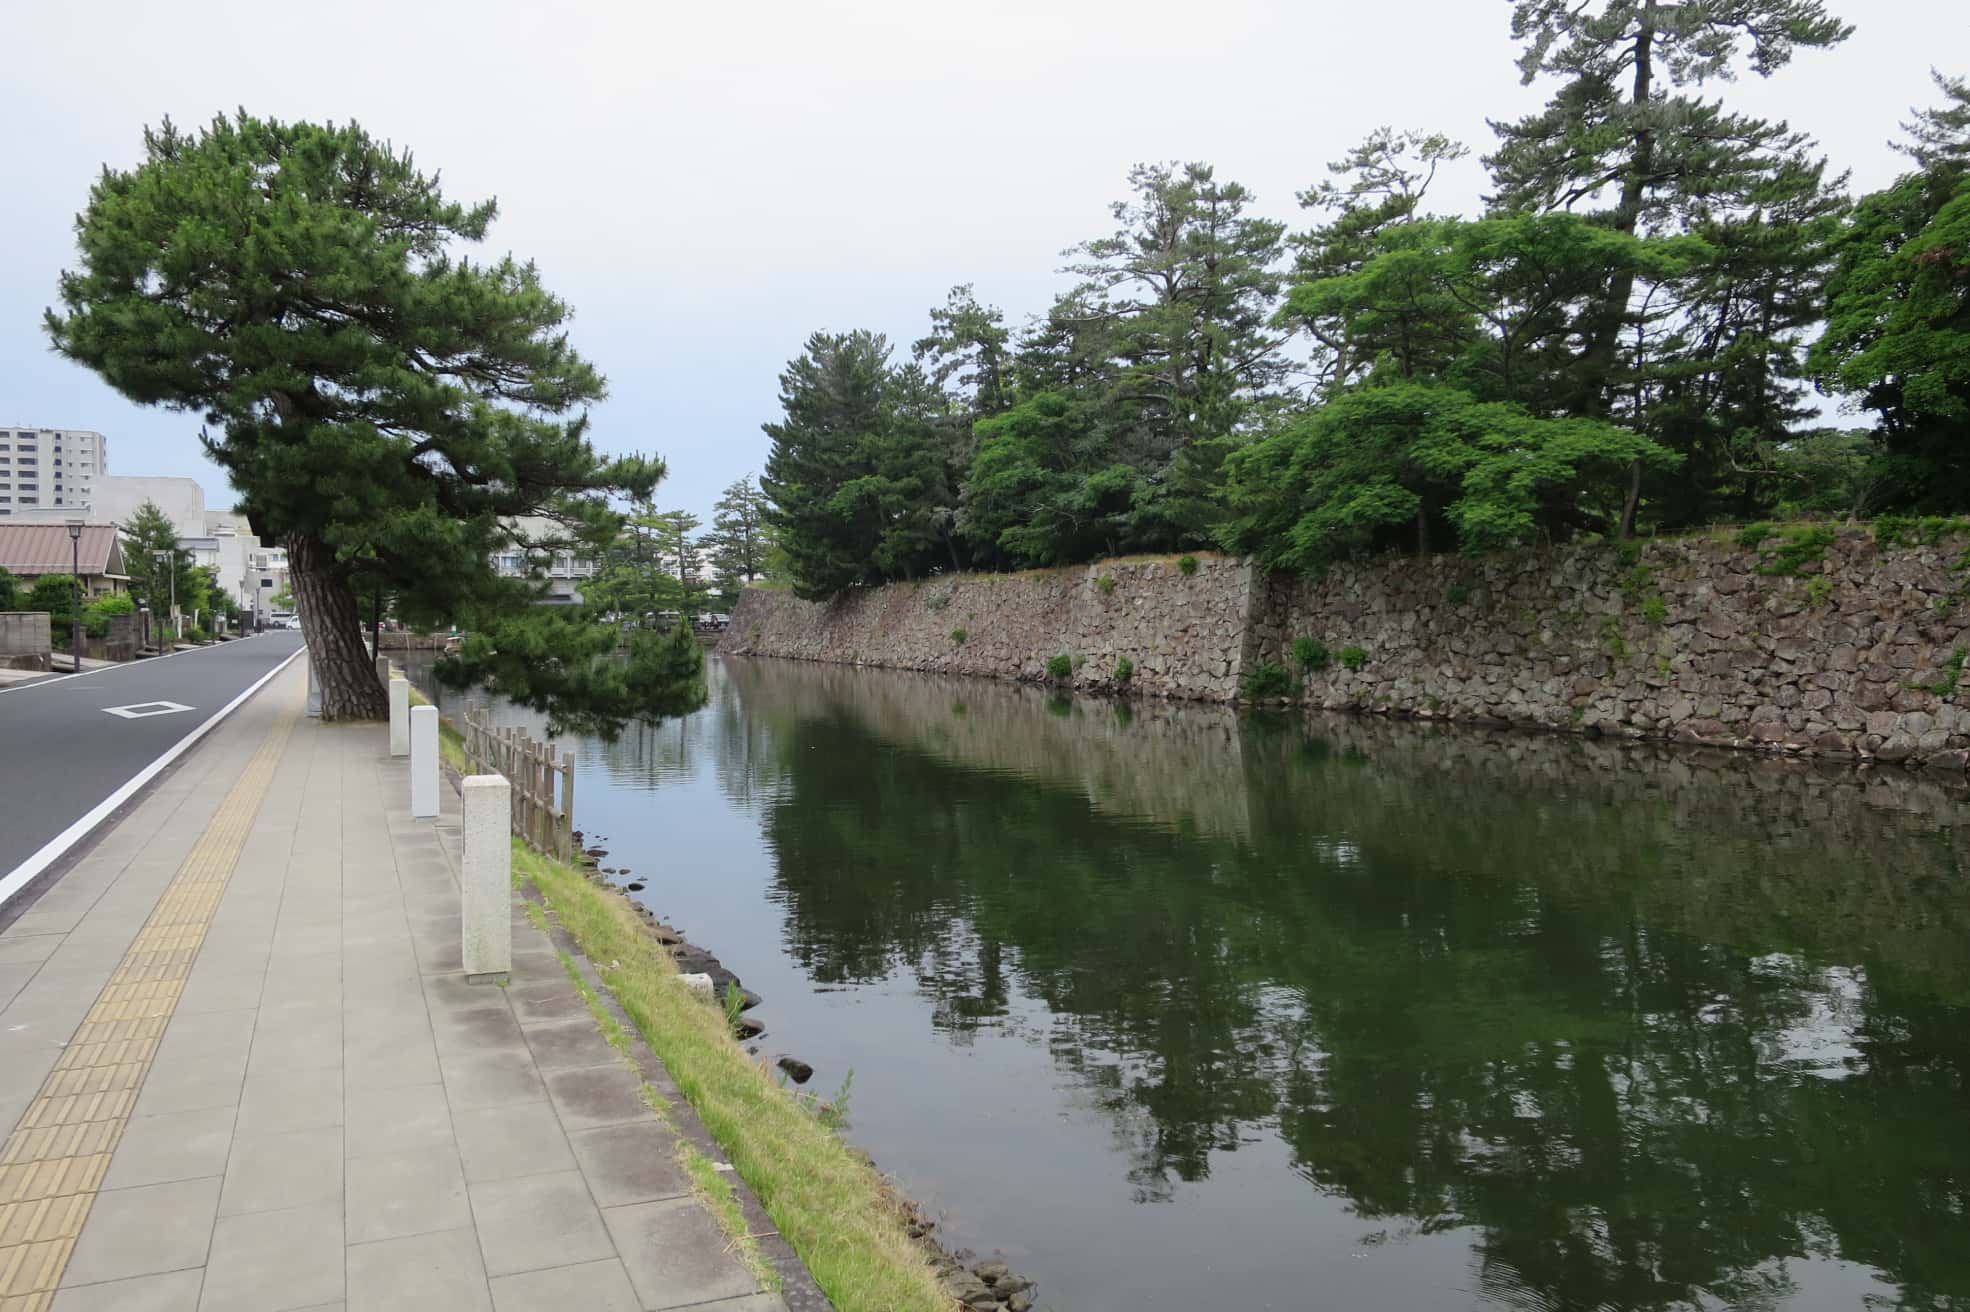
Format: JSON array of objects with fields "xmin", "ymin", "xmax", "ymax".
[{"xmin": 0, "ymin": 686, "xmax": 299, "ymax": 1310}]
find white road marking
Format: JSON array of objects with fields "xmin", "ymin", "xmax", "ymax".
[
  {"xmin": 102, "ymin": 701, "xmax": 195, "ymax": 720},
  {"xmin": 0, "ymin": 644, "xmax": 307, "ymax": 913}
]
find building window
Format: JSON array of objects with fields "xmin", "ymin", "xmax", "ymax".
[
  {"xmin": 261, "ymin": 577, "xmax": 274, "ymax": 588},
  {"xmin": 20, "ymin": 497, "xmax": 37, "ymax": 505}
]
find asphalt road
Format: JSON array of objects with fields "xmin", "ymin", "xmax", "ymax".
[{"xmin": 0, "ymin": 632, "xmax": 305, "ymax": 910}]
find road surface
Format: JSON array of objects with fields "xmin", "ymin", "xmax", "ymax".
[{"xmin": 0, "ymin": 632, "xmax": 305, "ymax": 914}]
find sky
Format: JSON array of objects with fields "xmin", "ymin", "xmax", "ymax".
[{"xmin": 2, "ymin": 0, "xmax": 1966, "ymax": 524}]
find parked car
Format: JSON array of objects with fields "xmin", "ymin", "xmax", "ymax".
[{"xmin": 269, "ymin": 611, "xmax": 302, "ymax": 630}]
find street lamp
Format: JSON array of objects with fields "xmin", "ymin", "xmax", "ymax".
[{"xmin": 65, "ymin": 520, "xmax": 83, "ymax": 673}]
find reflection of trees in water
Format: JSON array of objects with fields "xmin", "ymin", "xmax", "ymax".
[{"xmin": 723, "ymin": 658, "xmax": 1970, "ymax": 1310}]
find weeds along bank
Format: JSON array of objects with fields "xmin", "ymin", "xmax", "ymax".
[{"xmin": 722, "ymin": 524, "xmax": 1970, "ymax": 771}]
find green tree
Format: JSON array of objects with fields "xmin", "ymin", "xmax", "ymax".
[
  {"xmin": 26, "ymin": 575, "xmax": 83, "ymax": 644},
  {"xmin": 959, "ymin": 392, "xmax": 1141, "ymax": 567},
  {"xmin": 702, "ymin": 475, "xmax": 774, "ymax": 602},
  {"xmin": 1488, "ymin": 0, "xmax": 1852, "ymax": 531},
  {"xmin": 652, "ymin": 510, "xmax": 708, "ymax": 616},
  {"xmin": 913, "ymin": 284, "xmax": 1013, "ymax": 425},
  {"xmin": 1897, "ymin": 69, "xmax": 1970, "ymax": 174},
  {"xmin": 1812, "ymin": 96, "xmax": 1970, "ymax": 509},
  {"xmin": 0, "ymin": 566, "xmax": 16, "ymax": 611},
  {"xmin": 121, "ymin": 499, "xmax": 189, "ymax": 623},
  {"xmin": 45, "ymin": 113, "xmax": 675, "ymax": 722},
  {"xmin": 1218, "ymin": 383, "xmax": 1674, "ymax": 568},
  {"xmin": 761, "ymin": 331, "xmax": 955, "ymax": 598}
]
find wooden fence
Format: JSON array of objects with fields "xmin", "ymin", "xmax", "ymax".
[{"xmin": 460, "ymin": 709, "xmax": 576, "ymax": 862}]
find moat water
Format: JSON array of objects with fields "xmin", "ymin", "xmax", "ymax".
[{"xmin": 411, "ymin": 654, "xmax": 1970, "ymax": 1311}]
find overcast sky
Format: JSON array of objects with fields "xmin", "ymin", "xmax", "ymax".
[{"xmin": 3, "ymin": 1, "xmax": 1965, "ymax": 523}]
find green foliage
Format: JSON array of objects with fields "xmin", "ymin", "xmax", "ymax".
[
  {"xmin": 1445, "ymin": 582, "xmax": 1471, "ymax": 606},
  {"xmin": 1339, "ymin": 646, "xmax": 1369, "ymax": 671},
  {"xmin": 1874, "ymin": 515, "xmax": 1970, "ymax": 549},
  {"xmin": 1112, "ymin": 655, "xmax": 1134, "ymax": 684},
  {"xmin": 26, "ymin": 574, "xmax": 81, "ymax": 620},
  {"xmin": 1044, "ymin": 653, "xmax": 1074, "ymax": 681},
  {"xmin": 1290, "ymin": 637, "xmax": 1331, "ymax": 673},
  {"xmin": 1750, "ymin": 525, "xmax": 1837, "ymax": 577},
  {"xmin": 1807, "ymin": 575, "xmax": 1834, "ymax": 609},
  {"xmin": 1096, "ymin": 574, "xmax": 1116, "ymax": 595},
  {"xmin": 1242, "ymin": 660, "xmax": 1295, "ymax": 700},
  {"xmin": 0, "ymin": 566, "xmax": 15, "ymax": 611},
  {"xmin": 703, "ymin": 475, "xmax": 776, "ymax": 603},
  {"xmin": 438, "ymin": 610, "xmax": 704, "ymax": 740},
  {"xmin": 82, "ymin": 593, "xmax": 135, "ymax": 638},
  {"xmin": 950, "ymin": 628, "xmax": 967, "ymax": 646},
  {"xmin": 121, "ymin": 500, "xmax": 189, "ymax": 620},
  {"xmin": 1642, "ymin": 596, "xmax": 1668, "ymax": 626},
  {"xmin": 1737, "ymin": 523, "xmax": 1775, "ymax": 548},
  {"xmin": 44, "ymin": 112, "xmax": 671, "ymax": 725},
  {"xmin": 1177, "ymin": 554, "xmax": 1199, "ymax": 575}
]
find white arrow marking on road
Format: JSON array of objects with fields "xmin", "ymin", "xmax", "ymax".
[{"xmin": 102, "ymin": 701, "xmax": 196, "ymax": 720}]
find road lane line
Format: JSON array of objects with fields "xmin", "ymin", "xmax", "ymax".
[{"xmin": 0, "ymin": 646, "xmax": 307, "ymax": 914}]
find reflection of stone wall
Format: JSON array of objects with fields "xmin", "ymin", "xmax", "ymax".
[
  {"xmin": 723, "ymin": 555, "xmax": 1258, "ymax": 701},
  {"xmin": 723, "ymin": 659, "xmax": 1259, "ymax": 840},
  {"xmin": 725, "ymin": 529, "xmax": 1970, "ymax": 770}
]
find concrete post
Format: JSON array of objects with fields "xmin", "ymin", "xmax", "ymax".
[
  {"xmin": 388, "ymin": 676, "xmax": 410, "ymax": 757},
  {"xmin": 374, "ymin": 654, "xmax": 391, "ymax": 691},
  {"xmin": 410, "ymin": 705, "xmax": 439, "ymax": 819},
  {"xmin": 462, "ymin": 775, "xmax": 511, "ymax": 981}
]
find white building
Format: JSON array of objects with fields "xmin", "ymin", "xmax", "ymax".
[
  {"xmin": 0, "ymin": 427, "xmax": 106, "ymax": 516},
  {"xmin": 7, "ymin": 473, "xmax": 206, "ymax": 539},
  {"xmin": 495, "ymin": 517, "xmax": 597, "ymax": 605}
]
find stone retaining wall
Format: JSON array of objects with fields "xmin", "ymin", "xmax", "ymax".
[
  {"xmin": 721, "ymin": 527, "xmax": 1970, "ymax": 770},
  {"xmin": 0, "ymin": 611, "xmax": 52, "ymax": 671}
]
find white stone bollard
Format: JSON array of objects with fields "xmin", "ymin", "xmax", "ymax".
[
  {"xmin": 410, "ymin": 705, "xmax": 439, "ymax": 819},
  {"xmin": 375, "ymin": 654, "xmax": 391, "ymax": 690},
  {"xmin": 388, "ymin": 676, "xmax": 409, "ymax": 757},
  {"xmin": 462, "ymin": 775, "xmax": 512, "ymax": 981}
]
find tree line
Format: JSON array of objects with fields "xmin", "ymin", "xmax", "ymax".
[{"xmin": 762, "ymin": 0, "xmax": 1970, "ymax": 598}]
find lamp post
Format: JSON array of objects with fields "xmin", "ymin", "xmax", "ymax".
[{"xmin": 65, "ymin": 520, "xmax": 83, "ymax": 673}]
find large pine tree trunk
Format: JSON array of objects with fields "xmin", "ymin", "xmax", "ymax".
[{"xmin": 288, "ymin": 532, "xmax": 388, "ymax": 720}]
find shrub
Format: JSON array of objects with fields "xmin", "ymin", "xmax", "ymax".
[
  {"xmin": 1445, "ymin": 582, "xmax": 1470, "ymax": 606},
  {"xmin": 1177, "ymin": 554, "xmax": 1198, "ymax": 576},
  {"xmin": 25, "ymin": 573, "xmax": 81, "ymax": 619},
  {"xmin": 1044, "ymin": 653, "xmax": 1074, "ymax": 681},
  {"xmin": 1339, "ymin": 645, "xmax": 1369, "ymax": 671},
  {"xmin": 83, "ymin": 593, "xmax": 136, "ymax": 637},
  {"xmin": 1112, "ymin": 655, "xmax": 1134, "ymax": 684},
  {"xmin": 184, "ymin": 625, "xmax": 210, "ymax": 643},
  {"xmin": 1736, "ymin": 523, "xmax": 1774, "ymax": 549},
  {"xmin": 1289, "ymin": 636, "xmax": 1330, "ymax": 672},
  {"xmin": 1754, "ymin": 525, "xmax": 1836, "ymax": 577},
  {"xmin": 1242, "ymin": 660, "xmax": 1294, "ymax": 700},
  {"xmin": 950, "ymin": 628, "xmax": 967, "ymax": 645},
  {"xmin": 1096, "ymin": 574, "xmax": 1116, "ymax": 595},
  {"xmin": 0, "ymin": 565, "xmax": 15, "ymax": 610},
  {"xmin": 1641, "ymin": 596, "xmax": 1667, "ymax": 626},
  {"xmin": 1806, "ymin": 575, "xmax": 1833, "ymax": 610}
]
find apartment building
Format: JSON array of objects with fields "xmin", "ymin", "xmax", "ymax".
[{"xmin": 0, "ymin": 427, "xmax": 106, "ymax": 516}]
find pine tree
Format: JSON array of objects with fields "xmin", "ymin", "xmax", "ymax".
[
  {"xmin": 120, "ymin": 499, "xmax": 190, "ymax": 625},
  {"xmin": 46, "ymin": 113, "xmax": 672, "ymax": 721},
  {"xmin": 703, "ymin": 475, "xmax": 773, "ymax": 596}
]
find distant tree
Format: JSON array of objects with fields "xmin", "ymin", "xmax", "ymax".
[
  {"xmin": 761, "ymin": 331, "xmax": 955, "ymax": 598},
  {"xmin": 913, "ymin": 284, "xmax": 1013, "ymax": 424},
  {"xmin": 121, "ymin": 499, "xmax": 189, "ymax": 620},
  {"xmin": 959, "ymin": 392, "xmax": 1139, "ymax": 567},
  {"xmin": 703, "ymin": 475, "xmax": 773, "ymax": 596},
  {"xmin": 1897, "ymin": 69, "xmax": 1970, "ymax": 174},
  {"xmin": 45, "ymin": 112, "xmax": 682, "ymax": 724},
  {"xmin": 652, "ymin": 510, "xmax": 708, "ymax": 616},
  {"xmin": 0, "ymin": 566, "xmax": 16, "ymax": 611}
]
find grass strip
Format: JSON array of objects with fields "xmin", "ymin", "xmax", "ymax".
[{"xmin": 511, "ymin": 842, "xmax": 948, "ymax": 1312}]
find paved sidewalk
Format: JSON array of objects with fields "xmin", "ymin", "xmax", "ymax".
[{"xmin": 0, "ymin": 660, "xmax": 785, "ymax": 1312}]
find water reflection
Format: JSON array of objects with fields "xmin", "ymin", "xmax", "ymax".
[{"xmin": 417, "ymin": 654, "xmax": 1970, "ymax": 1311}]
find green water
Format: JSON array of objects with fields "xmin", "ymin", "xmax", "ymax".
[{"xmin": 424, "ymin": 656, "xmax": 1970, "ymax": 1310}]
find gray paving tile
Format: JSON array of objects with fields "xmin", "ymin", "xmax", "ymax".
[
  {"xmin": 695, "ymin": 1298, "xmax": 791, "ymax": 1312},
  {"xmin": 236, "ymin": 1067, "xmax": 345, "ymax": 1138},
  {"xmin": 543, "ymin": 1064, "xmax": 654, "ymax": 1132},
  {"xmin": 246, "ymin": 1002, "xmax": 343, "ymax": 1076},
  {"xmin": 101, "ymin": 1105, "xmax": 236, "ymax": 1190},
  {"xmin": 0, "ymin": 933, "xmax": 70, "ymax": 966},
  {"xmin": 50, "ymin": 1267, "xmax": 204, "ymax": 1312},
  {"xmin": 61, "ymin": 1177, "xmax": 220, "ymax": 1287},
  {"xmin": 487, "ymin": 1259, "xmax": 640, "ymax": 1312},
  {"xmin": 200, "ymin": 1199, "xmax": 344, "ymax": 1312},
  {"xmin": 468, "ymin": 1169, "xmax": 616, "ymax": 1277},
  {"xmin": 218, "ymin": 1125, "xmax": 343, "ymax": 1216},
  {"xmin": 430, "ymin": 1005, "xmax": 526, "ymax": 1055},
  {"xmin": 506, "ymin": 985, "xmax": 586, "ymax": 1025},
  {"xmin": 440, "ymin": 1049, "xmax": 548, "ymax": 1112},
  {"xmin": 131, "ymin": 1062, "xmax": 245, "ymax": 1118},
  {"xmin": 345, "ymin": 1026, "xmax": 442, "ymax": 1091},
  {"xmin": 345, "ymin": 1080, "xmax": 453, "ymax": 1157},
  {"xmin": 566, "ymin": 1122, "xmax": 689, "ymax": 1208},
  {"xmin": 347, "ymin": 1146, "xmax": 472, "ymax": 1244},
  {"xmin": 520, "ymin": 1018, "xmax": 619, "ymax": 1073},
  {"xmin": 602, "ymin": 1198, "xmax": 761, "ymax": 1310},
  {"xmin": 452, "ymin": 1102, "xmax": 575, "ymax": 1183},
  {"xmin": 346, "ymin": 1227, "xmax": 492, "ymax": 1312}
]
